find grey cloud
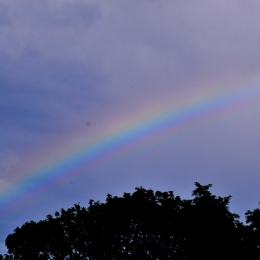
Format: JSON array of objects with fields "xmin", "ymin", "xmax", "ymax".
[
  {"xmin": 2, "ymin": 0, "xmax": 260, "ymax": 99},
  {"xmin": 0, "ymin": 3, "xmax": 11, "ymax": 26},
  {"xmin": 6, "ymin": 0, "xmax": 101, "ymax": 28},
  {"xmin": 1, "ymin": 1, "xmax": 260, "ymax": 254}
]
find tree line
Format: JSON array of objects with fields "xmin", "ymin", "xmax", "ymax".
[{"xmin": 1, "ymin": 182, "xmax": 260, "ymax": 259}]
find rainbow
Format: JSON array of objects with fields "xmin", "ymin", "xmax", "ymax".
[{"xmin": 1, "ymin": 82, "xmax": 260, "ymax": 211}]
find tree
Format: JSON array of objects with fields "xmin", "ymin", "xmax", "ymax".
[
  {"xmin": 244, "ymin": 206, "xmax": 260, "ymax": 259},
  {"xmin": 177, "ymin": 182, "xmax": 244, "ymax": 259},
  {"xmin": 1, "ymin": 183, "xmax": 259, "ymax": 259}
]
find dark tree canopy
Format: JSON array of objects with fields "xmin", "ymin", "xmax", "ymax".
[{"xmin": 2, "ymin": 183, "xmax": 260, "ymax": 259}]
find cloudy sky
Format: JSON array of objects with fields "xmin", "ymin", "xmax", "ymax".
[{"xmin": 1, "ymin": 0, "xmax": 260, "ymax": 254}]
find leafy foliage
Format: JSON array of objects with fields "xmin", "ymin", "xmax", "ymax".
[{"xmin": 1, "ymin": 183, "xmax": 260, "ymax": 259}]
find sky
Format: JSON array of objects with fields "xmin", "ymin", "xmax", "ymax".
[{"xmin": 1, "ymin": 0, "xmax": 260, "ymax": 254}]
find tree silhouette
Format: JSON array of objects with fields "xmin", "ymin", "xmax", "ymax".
[
  {"xmin": 178, "ymin": 182, "xmax": 244, "ymax": 259},
  {"xmin": 1, "ymin": 183, "xmax": 260, "ymax": 259}
]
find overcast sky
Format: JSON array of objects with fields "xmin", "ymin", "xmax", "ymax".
[{"xmin": 1, "ymin": 0, "xmax": 260, "ymax": 254}]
